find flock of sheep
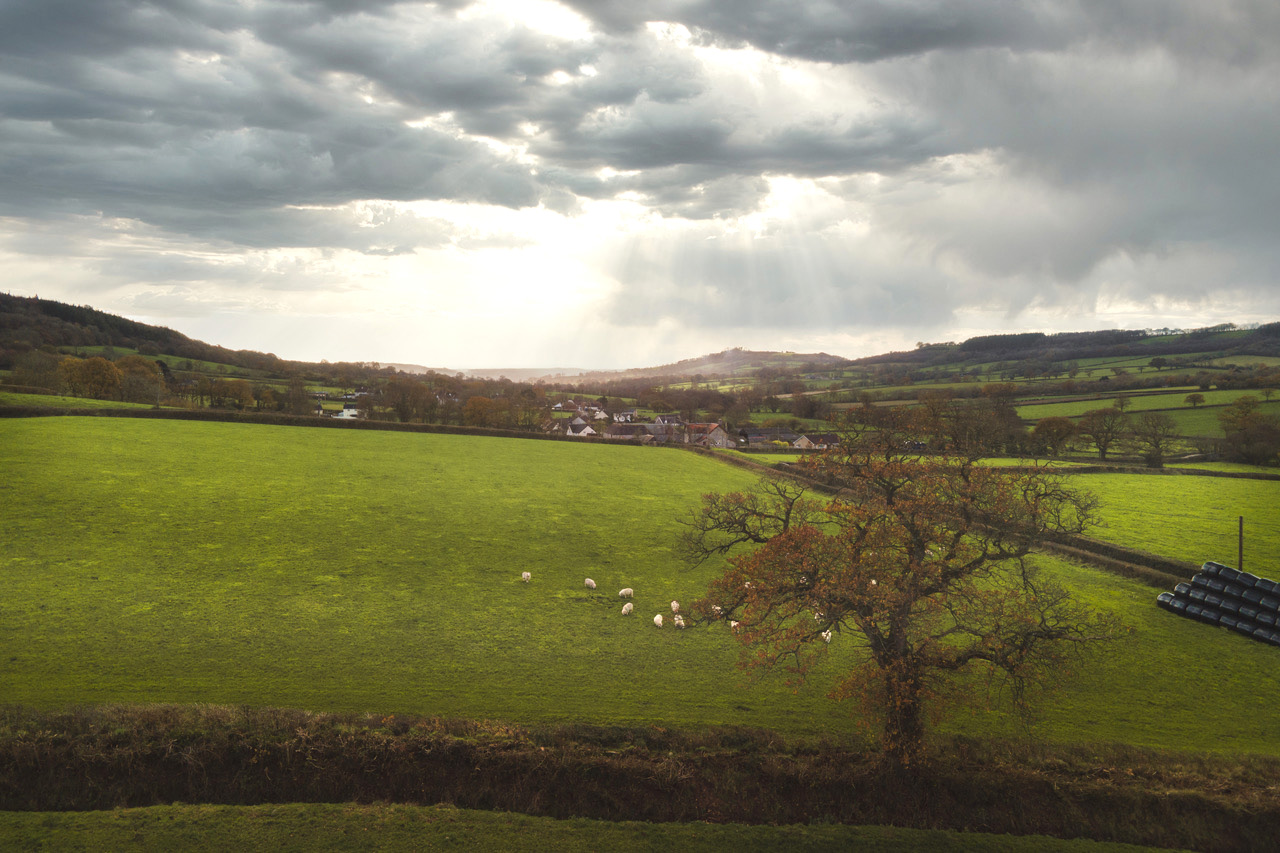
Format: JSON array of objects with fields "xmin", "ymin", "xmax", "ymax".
[
  {"xmin": 519, "ymin": 571, "xmax": 834, "ymax": 644},
  {"xmin": 520, "ymin": 571, "xmax": 688, "ymax": 628}
]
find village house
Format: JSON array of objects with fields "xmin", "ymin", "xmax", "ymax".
[
  {"xmin": 738, "ymin": 427, "xmax": 801, "ymax": 447},
  {"xmin": 793, "ymin": 432, "xmax": 840, "ymax": 450},
  {"xmin": 684, "ymin": 423, "xmax": 733, "ymax": 448}
]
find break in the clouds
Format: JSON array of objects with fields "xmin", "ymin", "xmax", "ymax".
[{"xmin": 1, "ymin": 1, "xmax": 1277, "ymax": 368}]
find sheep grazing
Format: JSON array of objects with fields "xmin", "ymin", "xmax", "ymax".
[
  {"xmin": 621, "ymin": 602, "xmax": 634, "ymax": 616},
  {"xmin": 673, "ymin": 614, "xmax": 685, "ymax": 629},
  {"xmin": 711, "ymin": 604, "xmax": 723, "ymax": 617},
  {"xmin": 821, "ymin": 629, "xmax": 833, "ymax": 644},
  {"xmin": 653, "ymin": 614, "xmax": 664, "ymax": 628},
  {"xmin": 670, "ymin": 600, "xmax": 680, "ymax": 614},
  {"xmin": 619, "ymin": 587, "xmax": 634, "ymax": 598},
  {"xmin": 730, "ymin": 620, "xmax": 740, "ymax": 630},
  {"xmin": 584, "ymin": 578, "xmax": 597, "ymax": 590},
  {"xmin": 521, "ymin": 571, "xmax": 531, "ymax": 583}
]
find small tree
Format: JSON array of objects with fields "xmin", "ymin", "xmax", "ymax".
[
  {"xmin": 684, "ymin": 408, "xmax": 1120, "ymax": 770},
  {"xmin": 1129, "ymin": 411, "xmax": 1179, "ymax": 468},
  {"xmin": 1077, "ymin": 408, "xmax": 1128, "ymax": 461},
  {"xmin": 1184, "ymin": 393, "xmax": 1205, "ymax": 409},
  {"xmin": 1218, "ymin": 396, "xmax": 1280, "ymax": 465},
  {"xmin": 1031, "ymin": 416, "xmax": 1077, "ymax": 457}
]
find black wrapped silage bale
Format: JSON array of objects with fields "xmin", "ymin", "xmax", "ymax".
[
  {"xmin": 1156, "ymin": 592, "xmax": 1176, "ymax": 611},
  {"xmin": 1189, "ymin": 587, "xmax": 1207, "ymax": 602},
  {"xmin": 1257, "ymin": 611, "xmax": 1277, "ymax": 627},
  {"xmin": 1239, "ymin": 604, "xmax": 1261, "ymax": 621},
  {"xmin": 1224, "ymin": 583, "xmax": 1248, "ymax": 599},
  {"xmin": 1234, "ymin": 620, "xmax": 1259, "ymax": 638},
  {"xmin": 1255, "ymin": 578, "xmax": 1278, "ymax": 595},
  {"xmin": 1175, "ymin": 582, "xmax": 1193, "ymax": 596},
  {"xmin": 1243, "ymin": 588, "xmax": 1265, "ymax": 604},
  {"xmin": 1193, "ymin": 575, "xmax": 1226, "ymax": 592},
  {"xmin": 1220, "ymin": 615, "xmax": 1240, "ymax": 631},
  {"xmin": 1238, "ymin": 572, "xmax": 1261, "ymax": 588},
  {"xmin": 1220, "ymin": 598, "xmax": 1242, "ymax": 615},
  {"xmin": 1202, "ymin": 562, "xmax": 1226, "ymax": 577},
  {"xmin": 1260, "ymin": 595, "xmax": 1280, "ymax": 612}
]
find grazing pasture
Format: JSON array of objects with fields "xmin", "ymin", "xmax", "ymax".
[
  {"xmin": 0, "ymin": 391, "xmax": 155, "ymax": 409},
  {"xmin": 1073, "ymin": 474, "xmax": 1280, "ymax": 569},
  {"xmin": 3, "ymin": 418, "xmax": 1280, "ymax": 754}
]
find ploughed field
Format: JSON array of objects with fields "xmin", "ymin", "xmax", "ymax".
[{"xmin": 3, "ymin": 417, "xmax": 1280, "ymax": 754}]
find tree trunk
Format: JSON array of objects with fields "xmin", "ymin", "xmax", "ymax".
[{"xmin": 882, "ymin": 667, "xmax": 925, "ymax": 772}]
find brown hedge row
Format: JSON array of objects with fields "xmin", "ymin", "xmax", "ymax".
[{"xmin": 2, "ymin": 705, "xmax": 1278, "ymax": 852}]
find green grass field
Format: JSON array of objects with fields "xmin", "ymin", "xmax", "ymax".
[
  {"xmin": 1015, "ymin": 389, "xmax": 1274, "ymax": 421},
  {"xmin": 3, "ymin": 418, "xmax": 1280, "ymax": 755},
  {"xmin": 1070, "ymin": 473, "xmax": 1280, "ymax": 570},
  {"xmin": 0, "ymin": 803, "xmax": 1179, "ymax": 852},
  {"xmin": 0, "ymin": 391, "xmax": 157, "ymax": 409}
]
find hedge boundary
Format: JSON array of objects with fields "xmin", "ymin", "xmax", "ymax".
[{"xmin": 2, "ymin": 704, "xmax": 1277, "ymax": 852}]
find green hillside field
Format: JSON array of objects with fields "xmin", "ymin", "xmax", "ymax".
[
  {"xmin": 3, "ymin": 417, "xmax": 1279, "ymax": 755},
  {"xmin": 1015, "ymin": 389, "xmax": 1277, "ymax": 422},
  {"xmin": 1070, "ymin": 473, "xmax": 1279, "ymax": 569}
]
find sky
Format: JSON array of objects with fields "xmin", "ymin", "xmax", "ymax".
[{"xmin": 2, "ymin": 1, "xmax": 1278, "ymax": 370}]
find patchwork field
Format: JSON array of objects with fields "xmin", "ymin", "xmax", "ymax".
[
  {"xmin": 1015, "ymin": 388, "xmax": 1275, "ymax": 419},
  {"xmin": 3, "ymin": 417, "xmax": 1280, "ymax": 755}
]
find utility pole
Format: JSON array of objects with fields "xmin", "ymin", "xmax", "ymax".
[{"xmin": 1239, "ymin": 516, "xmax": 1244, "ymax": 573}]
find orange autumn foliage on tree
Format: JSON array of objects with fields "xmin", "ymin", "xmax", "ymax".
[{"xmin": 686, "ymin": 407, "xmax": 1122, "ymax": 769}]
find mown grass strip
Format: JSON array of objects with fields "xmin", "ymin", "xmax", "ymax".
[{"xmin": 0, "ymin": 804, "xmax": 1187, "ymax": 853}]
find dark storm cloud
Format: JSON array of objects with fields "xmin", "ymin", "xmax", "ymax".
[
  {"xmin": 562, "ymin": 0, "xmax": 1070, "ymax": 62},
  {"xmin": 561, "ymin": 0, "xmax": 1280, "ymax": 65}
]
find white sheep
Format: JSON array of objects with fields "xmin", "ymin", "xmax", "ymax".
[
  {"xmin": 673, "ymin": 614, "xmax": 685, "ymax": 629},
  {"xmin": 585, "ymin": 578, "xmax": 596, "ymax": 590},
  {"xmin": 711, "ymin": 604, "xmax": 723, "ymax": 617},
  {"xmin": 619, "ymin": 587, "xmax": 634, "ymax": 598},
  {"xmin": 521, "ymin": 571, "xmax": 531, "ymax": 583},
  {"xmin": 621, "ymin": 602, "xmax": 634, "ymax": 616},
  {"xmin": 821, "ymin": 629, "xmax": 833, "ymax": 644},
  {"xmin": 653, "ymin": 614, "xmax": 664, "ymax": 628},
  {"xmin": 670, "ymin": 600, "xmax": 680, "ymax": 614},
  {"xmin": 730, "ymin": 620, "xmax": 740, "ymax": 631}
]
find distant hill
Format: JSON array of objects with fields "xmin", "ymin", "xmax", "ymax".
[
  {"xmin": 4, "ymin": 291, "xmax": 1276, "ymax": 387},
  {"xmin": 566, "ymin": 348, "xmax": 849, "ymax": 384},
  {"xmin": 857, "ymin": 324, "xmax": 1280, "ymax": 368},
  {"xmin": 386, "ymin": 364, "xmax": 593, "ymax": 382}
]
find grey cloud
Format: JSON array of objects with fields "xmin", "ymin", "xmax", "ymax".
[
  {"xmin": 561, "ymin": 1, "xmax": 1280, "ymax": 66},
  {"xmin": 602, "ymin": 229, "xmax": 954, "ymax": 330}
]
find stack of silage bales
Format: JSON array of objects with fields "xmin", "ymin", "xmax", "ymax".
[{"xmin": 1157, "ymin": 562, "xmax": 1280, "ymax": 646}]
